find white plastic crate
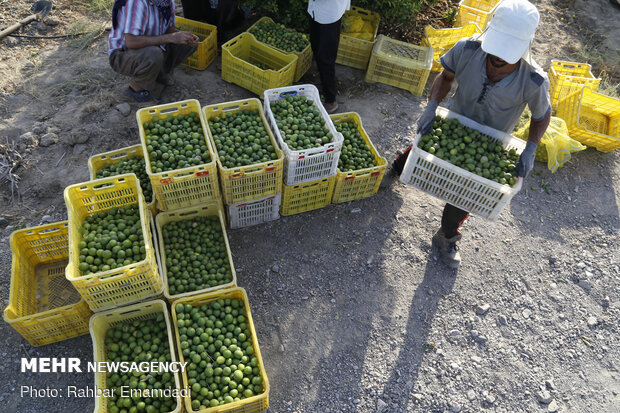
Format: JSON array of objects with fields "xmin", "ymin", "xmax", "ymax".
[
  {"xmin": 227, "ymin": 194, "xmax": 281, "ymax": 229},
  {"xmin": 399, "ymin": 107, "xmax": 525, "ymax": 220},
  {"xmin": 264, "ymin": 84, "xmax": 344, "ymax": 185}
]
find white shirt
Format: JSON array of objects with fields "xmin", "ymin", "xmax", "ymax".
[{"xmin": 308, "ymin": 0, "xmax": 351, "ymax": 24}]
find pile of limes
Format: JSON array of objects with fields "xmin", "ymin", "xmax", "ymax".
[
  {"xmin": 77, "ymin": 205, "xmax": 146, "ymax": 275},
  {"xmin": 249, "ymin": 20, "xmax": 309, "ymax": 53},
  {"xmin": 162, "ymin": 216, "xmax": 233, "ymax": 296},
  {"xmin": 175, "ymin": 298, "xmax": 264, "ymax": 410},
  {"xmin": 104, "ymin": 312, "xmax": 178, "ymax": 413},
  {"xmin": 335, "ymin": 120, "xmax": 377, "ymax": 172},
  {"xmin": 270, "ymin": 95, "xmax": 333, "ymax": 151},
  {"xmin": 208, "ymin": 110, "xmax": 279, "ymax": 168},
  {"xmin": 143, "ymin": 113, "xmax": 212, "ymax": 173},
  {"xmin": 419, "ymin": 116, "xmax": 519, "ymax": 186},
  {"xmin": 248, "ymin": 59, "xmax": 272, "ymax": 71},
  {"xmin": 95, "ymin": 157, "xmax": 153, "ymax": 204}
]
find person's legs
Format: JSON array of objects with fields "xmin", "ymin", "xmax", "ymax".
[
  {"xmin": 109, "ymin": 46, "xmax": 165, "ymax": 98},
  {"xmin": 432, "ymin": 204, "xmax": 469, "ymax": 269},
  {"xmin": 180, "ymin": 0, "xmax": 210, "ymax": 21},
  {"xmin": 441, "ymin": 203, "xmax": 469, "ymax": 237},
  {"xmin": 309, "ymin": 17, "xmax": 340, "ymax": 110},
  {"xmin": 159, "ymin": 43, "xmax": 198, "ymax": 84}
]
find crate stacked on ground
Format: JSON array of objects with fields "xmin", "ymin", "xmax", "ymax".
[
  {"xmin": 421, "ymin": 24, "xmax": 481, "ymax": 72},
  {"xmin": 548, "ymin": 60, "xmax": 601, "ymax": 109},
  {"xmin": 203, "ymin": 98, "xmax": 284, "ymax": 228},
  {"xmin": 155, "ymin": 203, "xmax": 237, "ymax": 301},
  {"xmin": 137, "ymin": 99, "xmax": 220, "ymax": 211},
  {"xmin": 400, "ymin": 107, "xmax": 526, "ymax": 220},
  {"xmin": 176, "ymin": 17, "xmax": 218, "ymax": 70},
  {"xmin": 337, "ymin": 6, "xmax": 380, "ymax": 70},
  {"xmin": 365, "ymin": 35, "xmax": 433, "ymax": 96},
  {"xmin": 264, "ymin": 84, "xmax": 344, "ymax": 215},
  {"xmin": 3, "ymin": 221, "xmax": 92, "ymax": 346},
  {"xmin": 221, "ymin": 32, "xmax": 298, "ymax": 96},
  {"xmin": 556, "ymin": 87, "xmax": 620, "ymax": 152},
  {"xmin": 171, "ymin": 287, "xmax": 270, "ymax": 413},
  {"xmin": 247, "ymin": 16, "xmax": 313, "ymax": 82},
  {"xmin": 456, "ymin": 0, "xmax": 504, "ymax": 30},
  {"xmin": 329, "ymin": 112, "xmax": 387, "ymax": 203},
  {"xmin": 88, "ymin": 144, "xmax": 157, "ymax": 215},
  {"xmin": 64, "ymin": 174, "xmax": 162, "ymax": 311},
  {"xmin": 90, "ymin": 300, "xmax": 183, "ymax": 413}
]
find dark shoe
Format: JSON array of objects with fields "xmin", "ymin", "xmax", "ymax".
[
  {"xmin": 432, "ymin": 228, "xmax": 462, "ymax": 269},
  {"xmin": 126, "ymin": 87, "xmax": 157, "ymax": 103},
  {"xmin": 391, "ymin": 144, "xmax": 413, "ymax": 176},
  {"xmin": 157, "ymin": 72, "xmax": 175, "ymax": 86},
  {"xmin": 323, "ymin": 101, "xmax": 339, "ymax": 114}
]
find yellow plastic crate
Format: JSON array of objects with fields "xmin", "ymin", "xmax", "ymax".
[
  {"xmin": 337, "ymin": 6, "xmax": 380, "ymax": 70},
  {"xmin": 3, "ymin": 222, "xmax": 92, "ymax": 346},
  {"xmin": 330, "ymin": 112, "xmax": 387, "ymax": 203},
  {"xmin": 88, "ymin": 144, "xmax": 157, "ymax": 215},
  {"xmin": 155, "ymin": 203, "xmax": 237, "ymax": 302},
  {"xmin": 365, "ymin": 35, "xmax": 433, "ymax": 96},
  {"xmin": 421, "ymin": 24, "xmax": 481, "ymax": 72},
  {"xmin": 221, "ymin": 33, "xmax": 298, "ymax": 96},
  {"xmin": 456, "ymin": 0, "xmax": 503, "ymax": 30},
  {"xmin": 64, "ymin": 174, "xmax": 162, "ymax": 311},
  {"xmin": 171, "ymin": 287, "xmax": 270, "ymax": 413},
  {"xmin": 247, "ymin": 16, "xmax": 312, "ymax": 82},
  {"xmin": 137, "ymin": 99, "xmax": 220, "ymax": 211},
  {"xmin": 281, "ymin": 176, "xmax": 335, "ymax": 216},
  {"xmin": 91, "ymin": 300, "xmax": 182, "ymax": 413},
  {"xmin": 548, "ymin": 60, "xmax": 601, "ymax": 108},
  {"xmin": 556, "ymin": 87, "xmax": 620, "ymax": 152},
  {"xmin": 176, "ymin": 17, "xmax": 218, "ymax": 70},
  {"xmin": 203, "ymin": 98, "xmax": 284, "ymax": 205}
]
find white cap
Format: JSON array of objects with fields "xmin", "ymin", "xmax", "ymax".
[{"xmin": 480, "ymin": 0, "xmax": 540, "ymax": 64}]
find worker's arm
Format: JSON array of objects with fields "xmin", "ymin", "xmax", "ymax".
[
  {"xmin": 417, "ymin": 70, "xmax": 455, "ymax": 134},
  {"xmin": 515, "ymin": 109, "xmax": 550, "ymax": 177},
  {"xmin": 526, "ymin": 108, "xmax": 551, "ymax": 145},
  {"xmin": 124, "ymin": 30, "xmax": 198, "ymax": 49}
]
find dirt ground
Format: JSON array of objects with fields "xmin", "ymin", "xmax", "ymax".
[{"xmin": 0, "ymin": 1, "xmax": 619, "ymax": 412}]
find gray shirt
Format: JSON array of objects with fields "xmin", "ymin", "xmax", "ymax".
[{"xmin": 440, "ymin": 37, "xmax": 551, "ymax": 133}]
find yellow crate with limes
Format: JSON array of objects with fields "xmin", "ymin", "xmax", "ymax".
[
  {"xmin": 203, "ymin": 98, "xmax": 284, "ymax": 205},
  {"xmin": 337, "ymin": 6, "xmax": 380, "ymax": 70},
  {"xmin": 456, "ymin": 0, "xmax": 503, "ymax": 30},
  {"xmin": 548, "ymin": 60, "xmax": 601, "ymax": 108},
  {"xmin": 330, "ymin": 112, "xmax": 387, "ymax": 203},
  {"xmin": 176, "ymin": 16, "xmax": 218, "ymax": 70},
  {"xmin": 88, "ymin": 144, "xmax": 157, "ymax": 215},
  {"xmin": 556, "ymin": 86, "xmax": 620, "ymax": 152},
  {"xmin": 221, "ymin": 32, "xmax": 298, "ymax": 96},
  {"xmin": 90, "ymin": 299, "xmax": 183, "ymax": 413},
  {"xmin": 171, "ymin": 287, "xmax": 270, "ymax": 413},
  {"xmin": 280, "ymin": 176, "xmax": 335, "ymax": 216},
  {"xmin": 64, "ymin": 174, "xmax": 162, "ymax": 312},
  {"xmin": 3, "ymin": 221, "xmax": 92, "ymax": 346},
  {"xmin": 137, "ymin": 99, "xmax": 221, "ymax": 211},
  {"xmin": 421, "ymin": 24, "xmax": 481, "ymax": 72},
  {"xmin": 247, "ymin": 16, "xmax": 312, "ymax": 82},
  {"xmin": 155, "ymin": 203, "xmax": 237, "ymax": 302}
]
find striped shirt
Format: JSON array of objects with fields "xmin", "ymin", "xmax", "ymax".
[{"xmin": 108, "ymin": 0, "xmax": 176, "ymax": 55}]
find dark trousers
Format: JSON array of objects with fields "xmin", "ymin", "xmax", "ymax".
[
  {"xmin": 309, "ymin": 17, "xmax": 341, "ymax": 104},
  {"xmin": 442, "ymin": 204, "xmax": 469, "ymax": 237},
  {"xmin": 109, "ymin": 43, "xmax": 196, "ymax": 96}
]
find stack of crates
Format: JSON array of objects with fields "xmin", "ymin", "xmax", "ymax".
[
  {"xmin": 421, "ymin": 24, "xmax": 481, "ymax": 72},
  {"xmin": 203, "ymin": 98, "xmax": 285, "ymax": 228},
  {"xmin": 548, "ymin": 60, "xmax": 601, "ymax": 109},
  {"xmin": 264, "ymin": 84, "xmax": 343, "ymax": 216},
  {"xmin": 337, "ymin": 6, "xmax": 381, "ymax": 70}
]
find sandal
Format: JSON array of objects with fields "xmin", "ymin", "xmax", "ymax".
[{"xmin": 126, "ymin": 87, "xmax": 157, "ymax": 103}]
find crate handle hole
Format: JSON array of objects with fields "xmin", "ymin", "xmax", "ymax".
[
  {"xmin": 223, "ymin": 105, "xmax": 240, "ymax": 111},
  {"xmin": 279, "ymin": 91, "xmax": 298, "ymax": 97},
  {"xmin": 160, "ymin": 107, "xmax": 179, "ymax": 115}
]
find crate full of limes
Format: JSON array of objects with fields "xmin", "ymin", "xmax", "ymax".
[
  {"xmin": 155, "ymin": 203, "xmax": 236, "ymax": 301},
  {"xmin": 64, "ymin": 174, "xmax": 162, "ymax": 311},
  {"xmin": 172, "ymin": 287, "xmax": 269, "ymax": 413},
  {"xmin": 264, "ymin": 84, "xmax": 344, "ymax": 185},
  {"xmin": 221, "ymin": 32, "xmax": 298, "ymax": 96},
  {"xmin": 88, "ymin": 144, "xmax": 157, "ymax": 214},
  {"xmin": 137, "ymin": 99, "xmax": 220, "ymax": 212},
  {"xmin": 399, "ymin": 107, "xmax": 525, "ymax": 220},
  {"xmin": 330, "ymin": 112, "xmax": 387, "ymax": 203},
  {"xmin": 91, "ymin": 300, "xmax": 183, "ymax": 413},
  {"xmin": 203, "ymin": 98, "xmax": 284, "ymax": 205},
  {"xmin": 247, "ymin": 16, "xmax": 312, "ymax": 82}
]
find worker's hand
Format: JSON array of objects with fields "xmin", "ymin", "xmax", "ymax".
[
  {"xmin": 417, "ymin": 100, "xmax": 439, "ymax": 135},
  {"xmin": 515, "ymin": 141, "xmax": 537, "ymax": 177},
  {"xmin": 169, "ymin": 31, "xmax": 200, "ymax": 45}
]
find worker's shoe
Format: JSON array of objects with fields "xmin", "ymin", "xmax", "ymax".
[
  {"xmin": 431, "ymin": 228, "xmax": 462, "ymax": 269},
  {"xmin": 323, "ymin": 101, "xmax": 339, "ymax": 114}
]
